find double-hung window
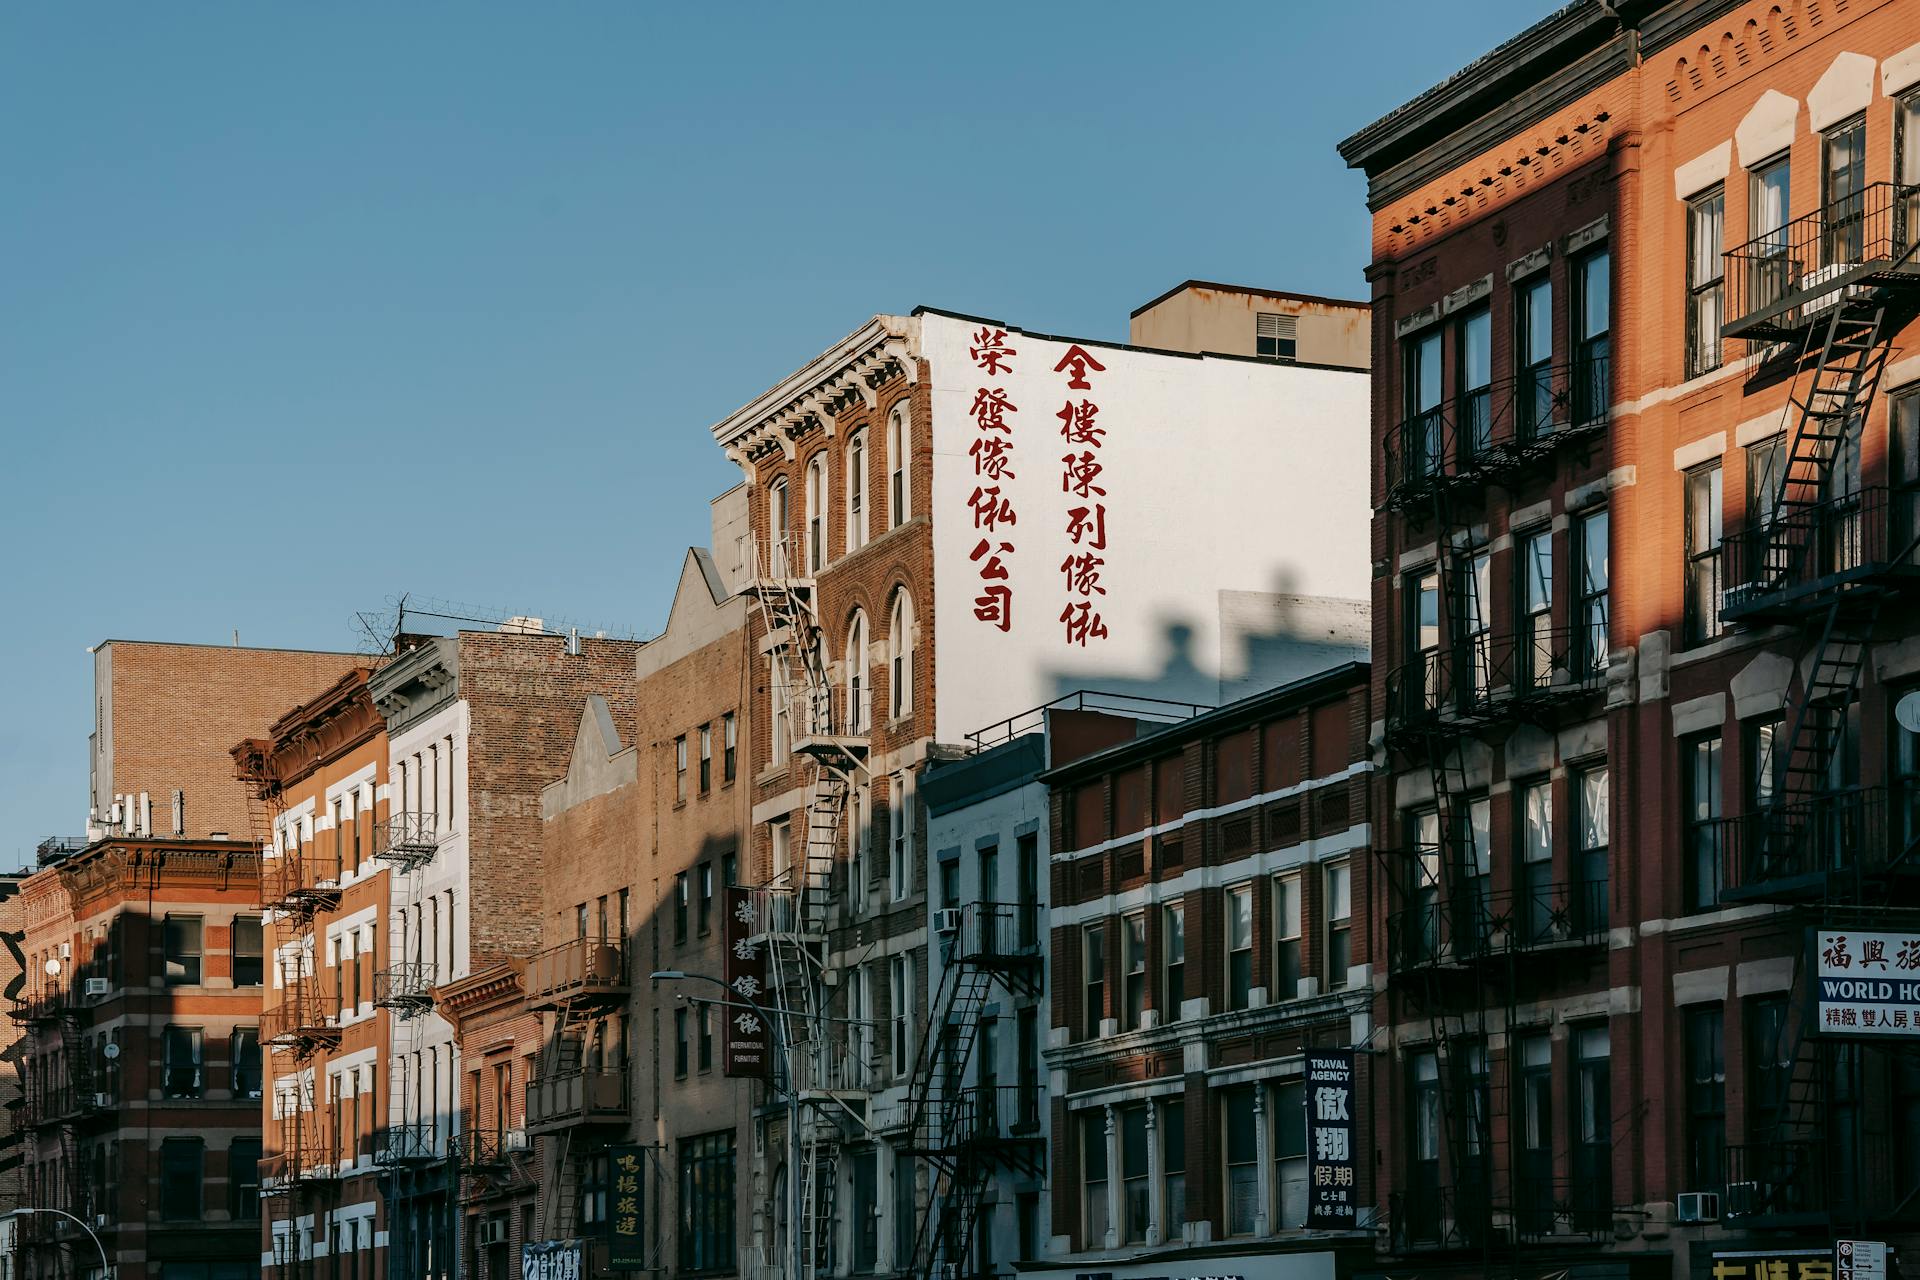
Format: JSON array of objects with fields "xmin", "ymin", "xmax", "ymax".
[
  {"xmin": 1225, "ymin": 885, "xmax": 1253, "ymax": 1010},
  {"xmin": 1519, "ymin": 778, "xmax": 1554, "ymax": 943},
  {"xmin": 675, "ymin": 735, "xmax": 688, "ymax": 804},
  {"xmin": 165, "ymin": 915, "xmax": 202, "ymax": 986},
  {"xmin": 1685, "ymin": 1008, "xmax": 1726, "ymax": 1192},
  {"xmin": 1823, "ymin": 114, "xmax": 1867, "ymax": 264},
  {"xmin": 1516, "ymin": 274, "xmax": 1554, "ymax": 438},
  {"xmin": 888, "ymin": 771, "xmax": 913, "ymax": 901},
  {"xmin": 1750, "ymin": 154, "xmax": 1792, "ymax": 311},
  {"xmin": 1517, "ymin": 527, "xmax": 1553, "ymax": 688},
  {"xmin": 1083, "ymin": 1112, "xmax": 1110, "ymax": 1244},
  {"xmin": 1457, "ymin": 305, "xmax": 1492, "ymax": 456},
  {"xmin": 1684, "ymin": 735, "xmax": 1724, "ymax": 911},
  {"xmin": 1684, "ymin": 461, "xmax": 1724, "ymax": 644},
  {"xmin": 1161, "ymin": 1099, "xmax": 1186, "ymax": 1236},
  {"xmin": 1224, "ymin": 1086, "xmax": 1259, "ymax": 1235},
  {"xmin": 1403, "ymin": 329, "xmax": 1444, "ymax": 480},
  {"xmin": 1082, "ymin": 923, "xmax": 1106, "ymax": 1038},
  {"xmin": 889, "ymin": 953, "xmax": 912, "ymax": 1073},
  {"xmin": 1272, "ymin": 875, "xmax": 1301, "ymax": 1000},
  {"xmin": 1122, "ymin": 914, "xmax": 1147, "ymax": 1029},
  {"xmin": 846, "ymin": 431, "xmax": 868, "ymax": 553},
  {"xmin": 1574, "ymin": 765, "xmax": 1610, "ymax": 933},
  {"xmin": 1408, "ymin": 567, "xmax": 1441, "ymax": 715},
  {"xmin": 1576, "ymin": 508, "xmax": 1610, "ymax": 675},
  {"xmin": 163, "ymin": 1026, "xmax": 203, "ymax": 1099},
  {"xmin": 698, "ymin": 725, "xmax": 712, "ymax": 794},
  {"xmin": 1686, "ymin": 186, "xmax": 1725, "ymax": 378},
  {"xmin": 1325, "ymin": 863, "xmax": 1352, "ymax": 987},
  {"xmin": 1162, "ymin": 902, "xmax": 1185, "ymax": 1022},
  {"xmin": 1274, "ymin": 1080, "xmax": 1308, "ymax": 1228},
  {"xmin": 1120, "ymin": 1105, "xmax": 1150, "ymax": 1244},
  {"xmin": 1572, "ymin": 247, "xmax": 1611, "ymax": 423}
]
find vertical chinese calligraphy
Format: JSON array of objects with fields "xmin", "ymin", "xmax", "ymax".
[
  {"xmin": 1305, "ymin": 1049, "xmax": 1358, "ymax": 1228},
  {"xmin": 722, "ymin": 887, "xmax": 771, "ymax": 1076},
  {"xmin": 607, "ymin": 1146, "xmax": 647, "ymax": 1268},
  {"xmin": 969, "ymin": 327, "xmax": 1019, "ymax": 632},
  {"xmin": 1055, "ymin": 344, "xmax": 1111, "ymax": 645}
]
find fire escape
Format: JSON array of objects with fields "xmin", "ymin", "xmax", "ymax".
[
  {"xmin": 10, "ymin": 968, "xmax": 110, "ymax": 1277},
  {"xmin": 1379, "ymin": 321, "xmax": 1613, "ymax": 1256},
  {"xmin": 1710, "ymin": 180, "xmax": 1920, "ymax": 1231},
  {"xmin": 898, "ymin": 903, "xmax": 1043, "ymax": 1279},
  {"xmin": 524, "ymin": 934, "xmax": 628, "ymax": 1249},
  {"xmin": 744, "ymin": 532, "xmax": 873, "ymax": 1280}
]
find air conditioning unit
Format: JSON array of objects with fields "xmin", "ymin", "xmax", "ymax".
[
  {"xmin": 58, "ymin": 944, "xmax": 71, "ymax": 960},
  {"xmin": 477, "ymin": 1219, "xmax": 509, "ymax": 1246},
  {"xmin": 1723, "ymin": 1181, "xmax": 1764, "ymax": 1218},
  {"xmin": 84, "ymin": 978, "xmax": 110, "ymax": 999},
  {"xmin": 1676, "ymin": 1191, "xmax": 1721, "ymax": 1223},
  {"xmin": 934, "ymin": 908, "xmax": 962, "ymax": 936},
  {"xmin": 92, "ymin": 1215, "xmax": 107, "ymax": 1230},
  {"xmin": 91, "ymin": 1093, "xmax": 111, "ymax": 1109},
  {"xmin": 502, "ymin": 1128, "xmax": 530, "ymax": 1153}
]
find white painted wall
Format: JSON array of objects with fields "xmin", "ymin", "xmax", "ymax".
[{"xmin": 922, "ymin": 311, "xmax": 1370, "ymax": 743}]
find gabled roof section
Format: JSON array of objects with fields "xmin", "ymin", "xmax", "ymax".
[
  {"xmin": 710, "ymin": 315, "xmax": 918, "ymax": 463},
  {"xmin": 636, "ymin": 548, "xmax": 749, "ymax": 682},
  {"xmin": 542, "ymin": 694, "xmax": 636, "ymax": 819}
]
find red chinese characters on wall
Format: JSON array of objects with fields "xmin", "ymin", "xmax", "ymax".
[
  {"xmin": 1054, "ymin": 344, "xmax": 1110, "ymax": 645},
  {"xmin": 968, "ymin": 327, "xmax": 1019, "ymax": 633}
]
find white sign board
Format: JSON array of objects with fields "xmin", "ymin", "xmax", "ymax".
[
  {"xmin": 1836, "ymin": 1240, "xmax": 1886, "ymax": 1280},
  {"xmin": 1815, "ymin": 930, "xmax": 1920, "ymax": 1035}
]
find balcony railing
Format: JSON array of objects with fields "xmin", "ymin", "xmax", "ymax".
[
  {"xmin": 377, "ymin": 812, "xmax": 444, "ymax": 869},
  {"xmin": 1708, "ymin": 786, "xmax": 1899, "ymax": 903},
  {"xmin": 938, "ymin": 902, "xmax": 1044, "ymax": 966},
  {"xmin": 942, "ymin": 1084, "xmax": 1044, "ymax": 1148},
  {"xmin": 525, "ymin": 1067, "xmax": 627, "ymax": 1131},
  {"xmin": 1390, "ymin": 1177, "xmax": 1613, "ymax": 1254},
  {"xmin": 373, "ymin": 1122, "xmax": 440, "ymax": 1166},
  {"xmin": 1388, "ymin": 880, "xmax": 1607, "ymax": 972},
  {"xmin": 1723, "ymin": 182, "xmax": 1920, "ymax": 339},
  {"xmin": 10, "ymin": 987, "xmax": 72, "ymax": 1026},
  {"xmin": 1720, "ymin": 487, "xmax": 1920, "ymax": 622},
  {"xmin": 1385, "ymin": 626, "xmax": 1606, "ymax": 744},
  {"xmin": 1723, "ymin": 1141, "xmax": 1828, "ymax": 1225},
  {"xmin": 374, "ymin": 962, "xmax": 437, "ymax": 1015},
  {"xmin": 1383, "ymin": 357, "xmax": 1611, "ymax": 511},
  {"xmin": 791, "ymin": 1038, "xmax": 875, "ymax": 1098},
  {"xmin": 525, "ymin": 937, "xmax": 627, "ymax": 1012},
  {"xmin": 264, "ymin": 991, "xmax": 343, "ymax": 1055},
  {"xmin": 264, "ymin": 849, "xmax": 344, "ymax": 916}
]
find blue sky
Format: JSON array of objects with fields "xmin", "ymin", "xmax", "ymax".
[{"xmin": 0, "ymin": 2, "xmax": 1541, "ymax": 863}]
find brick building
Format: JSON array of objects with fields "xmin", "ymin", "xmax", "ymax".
[
  {"xmin": 232, "ymin": 667, "xmax": 391, "ymax": 1280},
  {"xmin": 365, "ymin": 625, "xmax": 641, "ymax": 1280},
  {"xmin": 1, "ymin": 866, "xmax": 36, "ymax": 1211},
  {"xmin": 13, "ymin": 832, "xmax": 265, "ymax": 1280},
  {"xmin": 1339, "ymin": 4, "xmax": 1920, "ymax": 1280},
  {"xmin": 1031, "ymin": 665, "xmax": 1374, "ymax": 1280},
  {"xmin": 706, "ymin": 292, "xmax": 1372, "ymax": 1280}
]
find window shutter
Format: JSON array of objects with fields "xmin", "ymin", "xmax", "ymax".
[{"xmin": 1256, "ymin": 312, "xmax": 1297, "ymax": 341}]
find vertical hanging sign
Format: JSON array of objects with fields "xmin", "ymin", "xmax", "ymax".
[
  {"xmin": 723, "ymin": 887, "xmax": 770, "ymax": 1077},
  {"xmin": 607, "ymin": 1146, "xmax": 647, "ymax": 1269},
  {"xmin": 1305, "ymin": 1048, "xmax": 1358, "ymax": 1229}
]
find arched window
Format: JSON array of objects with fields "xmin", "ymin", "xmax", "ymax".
[
  {"xmin": 846, "ymin": 611, "xmax": 870, "ymax": 733},
  {"xmin": 888, "ymin": 589, "xmax": 915, "ymax": 720},
  {"xmin": 887, "ymin": 401, "xmax": 910, "ymax": 529},
  {"xmin": 804, "ymin": 452, "xmax": 829, "ymax": 574},
  {"xmin": 846, "ymin": 430, "xmax": 868, "ymax": 554},
  {"xmin": 767, "ymin": 478, "xmax": 790, "ymax": 577}
]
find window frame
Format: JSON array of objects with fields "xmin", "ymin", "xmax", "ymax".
[
  {"xmin": 1162, "ymin": 901, "xmax": 1185, "ymax": 1023},
  {"xmin": 846, "ymin": 429, "xmax": 868, "ymax": 553},
  {"xmin": 1225, "ymin": 884, "xmax": 1253, "ymax": 1011},
  {"xmin": 1686, "ymin": 184, "xmax": 1726, "ymax": 379},
  {"xmin": 887, "ymin": 401, "xmax": 911, "ymax": 529},
  {"xmin": 1082, "ymin": 922, "xmax": 1106, "ymax": 1038},
  {"xmin": 1683, "ymin": 460, "xmax": 1724, "ymax": 645},
  {"xmin": 1325, "ymin": 862, "xmax": 1352, "ymax": 988},
  {"xmin": 1272, "ymin": 873, "xmax": 1301, "ymax": 1000}
]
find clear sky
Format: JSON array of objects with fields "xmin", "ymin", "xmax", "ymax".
[{"xmin": 0, "ymin": 2, "xmax": 1542, "ymax": 863}]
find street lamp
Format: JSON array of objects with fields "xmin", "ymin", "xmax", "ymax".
[
  {"xmin": 650, "ymin": 969, "xmax": 803, "ymax": 1280},
  {"xmin": 6, "ymin": 1207, "xmax": 112, "ymax": 1280}
]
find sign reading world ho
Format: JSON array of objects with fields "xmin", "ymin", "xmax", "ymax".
[
  {"xmin": 1304, "ymin": 1049, "xmax": 1358, "ymax": 1229},
  {"xmin": 1814, "ymin": 929, "xmax": 1920, "ymax": 1036}
]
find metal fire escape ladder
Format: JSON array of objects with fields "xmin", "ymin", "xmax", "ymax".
[
  {"xmin": 744, "ymin": 537, "xmax": 870, "ymax": 1280},
  {"xmin": 900, "ymin": 947, "xmax": 996, "ymax": 1280}
]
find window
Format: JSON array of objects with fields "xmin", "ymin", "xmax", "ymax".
[
  {"xmin": 1272, "ymin": 875, "xmax": 1301, "ymax": 999},
  {"xmin": 1325, "ymin": 863, "xmax": 1352, "ymax": 987},
  {"xmin": 698, "ymin": 863, "xmax": 714, "ymax": 936},
  {"xmin": 1685, "ymin": 1008, "xmax": 1725, "ymax": 1192},
  {"xmin": 846, "ymin": 431, "xmax": 868, "ymax": 553},
  {"xmin": 1275, "ymin": 1079, "xmax": 1308, "ymax": 1228},
  {"xmin": 675, "ymin": 735, "xmax": 688, "ymax": 804},
  {"xmin": 1684, "ymin": 735, "xmax": 1724, "ymax": 911},
  {"xmin": 805, "ymin": 451, "xmax": 829, "ymax": 574},
  {"xmin": 888, "ymin": 589, "xmax": 915, "ymax": 719},
  {"xmin": 1750, "ymin": 154, "xmax": 1792, "ymax": 311},
  {"xmin": 674, "ymin": 1009, "xmax": 689, "ymax": 1078},
  {"xmin": 160, "ymin": 1138, "xmax": 203, "ymax": 1221},
  {"xmin": 1457, "ymin": 305, "xmax": 1492, "ymax": 456},
  {"xmin": 1573, "ymin": 1024, "xmax": 1612, "ymax": 1226},
  {"xmin": 1403, "ymin": 328, "xmax": 1444, "ymax": 478},
  {"xmin": 885, "ymin": 772, "xmax": 914, "ymax": 903},
  {"xmin": 851, "ymin": 1149, "xmax": 878, "ymax": 1272},
  {"xmin": 1458, "ymin": 546, "xmax": 1492, "ymax": 697},
  {"xmin": 1519, "ymin": 778, "xmax": 1555, "ymax": 943},
  {"xmin": 1162, "ymin": 902, "xmax": 1185, "ymax": 1022},
  {"xmin": 767, "ymin": 478, "xmax": 791, "ymax": 577},
  {"xmin": 1161, "ymin": 1098, "xmax": 1186, "ymax": 1237},
  {"xmin": 771, "ymin": 819, "xmax": 792, "ymax": 893},
  {"xmin": 1226, "ymin": 885, "xmax": 1252, "ymax": 1011},
  {"xmin": 722, "ymin": 712, "xmax": 737, "ymax": 783},
  {"xmin": 1122, "ymin": 914, "xmax": 1147, "ymax": 1029},
  {"xmin": 699, "ymin": 724, "xmax": 712, "ymax": 793},
  {"xmin": 676, "ymin": 1131, "xmax": 736, "ymax": 1272},
  {"xmin": 849, "ymin": 784, "xmax": 870, "ymax": 916},
  {"xmin": 1576, "ymin": 508, "xmax": 1609, "ymax": 675},
  {"xmin": 1823, "ymin": 114, "xmax": 1866, "ymax": 264},
  {"xmin": 1083, "ymin": 1111, "xmax": 1109, "ymax": 1245},
  {"xmin": 1686, "ymin": 185, "xmax": 1725, "ymax": 377},
  {"xmin": 233, "ymin": 916, "xmax": 263, "ymax": 987},
  {"xmin": 1574, "ymin": 765, "xmax": 1610, "ymax": 933},
  {"xmin": 698, "ymin": 1002, "xmax": 714, "ymax": 1072},
  {"xmin": 1572, "ymin": 247, "xmax": 1611, "ymax": 422},
  {"xmin": 939, "ymin": 858, "xmax": 959, "ymax": 910},
  {"xmin": 1120, "ymin": 1105, "xmax": 1150, "ymax": 1243},
  {"xmin": 1407, "ymin": 566, "xmax": 1441, "ymax": 713},
  {"xmin": 1516, "ymin": 274, "xmax": 1554, "ymax": 438},
  {"xmin": 674, "ymin": 873, "xmax": 689, "ymax": 944},
  {"xmin": 165, "ymin": 915, "xmax": 203, "ymax": 985},
  {"xmin": 1224, "ymin": 1086, "xmax": 1259, "ymax": 1235},
  {"xmin": 1748, "ymin": 434, "xmax": 1786, "ymax": 535},
  {"xmin": 163, "ymin": 1026, "xmax": 203, "ymax": 1099},
  {"xmin": 232, "ymin": 1028, "xmax": 262, "ymax": 1100},
  {"xmin": 229, "ymin": 1138, "xmax": 261, "ymax": 1219},
  {"xmin": 890, "ymin": 953, "xmax": 912, "ymax": 1073},
  {"xmin": 887, "ymin": 401, "xmax": 911, "ymax": 528},
  {"xmin": 1255, "ymin": 311, "xmax": 1297, "ymax": 361},
  {"xmin": 1747, "ymin": 994, "xmax": 1791, "ymax": 1140},
  {"xmin": 1895, "ymin": 389, "xmax": 1920, "ymax": 563},
  {"xmin": 1083, "ymin": 923, "xmax": 1106, "ymax": 1037},
  {"xmin": 846, "ymin": 611, "xmax": 870, "ymax": 733},
  {"xmin": 1684, "ymin": 461, "xmax": 1724, "ymax": 644}
]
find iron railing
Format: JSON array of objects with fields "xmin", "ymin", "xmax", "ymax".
[
  {"xmin": 526, "ymin": 1067, "xmax": 627, "ymax": 1129},
  {"xmin": 1723, "ymin": 1141, "xmax": 1828, "ymax": 1223},
  {"xmin": 1723, "ymin": 182, "xmax": 1920, "ymax": 338},
  {"xmin": 1390, "ymin": 1176, "xmax": 1613, "ymax": 1253},
  {"xmin": 942, "ymin": 1084, "xmax": 1045, "ymax": 1148},
  {"xmin": 374, "ymin": 961, "xmax": 437, "ymax": 1013},
  {"xmin": 373, "ymin": 1122, "xmax": 440, "ymax": 1166},
  {"xmin": 937, "ymin": 901, "xmax": 1044, "ymax": 963},
  {"xmin": 1721, "ymin": 487, "xmax": 1920, "ymax": 620},
  {"xmin": 1385, "ymin": 625, "xmax": 1606, "ymax": 742},
  {"xmin": 377, "ymin": 812, "xmax": 444, "ymax": 868},
  {"xmin": 1387, "ymin": 880, "xmax": 1607, "ymax": 971},
  {"xmin": 965, "ymin": 689, "xmax": 1211, "ymax": 753},
  {"xmin": 525, "ymin": 937, "xmax": 628, "ymax": 1010},
  {"xmin": 1707, "ymin": 786, "xmax": 1898, "ymax": 899},
  {"xmin": 1383, "ymin": 356, "xmax": 1611, "ymax": 510}
]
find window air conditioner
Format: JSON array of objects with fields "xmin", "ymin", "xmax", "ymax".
[
  {"xmin": 934, "ymin": 908, "xmax": 962, "ymax": 936},
  {"xmin": 84, "ymin": 978, "xmax": 110, "ymax": 999},
  {"xmin": 92, "ymin": 1093, "xmax": 111, "ymax": 1109},
  {"xmin": 477, "ymin": 1219, "xmax": 509, "ymax": 1246},
  {"xmin": 503, "ymin": 1128, "xmax": 530, "ymax": 1153},
  {"xmin": 93, "ymin": 1215, "xmax": 108, "ymax": 1230},
  {"xmin": 1676, "ymin": 1191, "xmax": 1721, "ymax": 1223}
]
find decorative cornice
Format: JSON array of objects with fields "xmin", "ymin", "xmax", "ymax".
[
  {"xmin": 369, "ymin": 636, "xmax": 460, "ymax": 734},
  {"xmin": 710, "ymin": 315, "xmax": 918, "ymax": 465},
  {"xmin": 432, "ymin": 959, "xmax": 525, "ymax": 1030}
]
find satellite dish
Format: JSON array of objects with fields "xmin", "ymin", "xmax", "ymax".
[
  {"xmin": 102, "ymin": 1042, "xmax": 120, "ymax": 1061},
  {"xmin": 43, "ymin": 959, "xmax": 59, "ymax": 977},
  {"xmin": 1898, "ymin": 690, "xmax": 1920, "ymax": 735}
]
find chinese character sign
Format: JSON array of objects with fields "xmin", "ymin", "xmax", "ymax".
[
  {"xmin": 723, "ymin": 887, "xmax": 771, "ymax": 1076},
  {"xmin": 1815, "ymin": 929, "xmax": 1920, "ymax": 1037},
  {"xmin": 1713, "ymin": 1250, "xmax": 1834, "ymax": 1280},
  {"xmin": 522, "ymin": 1240, "xmax": 583, "ymax": 1280},
  {"xmin": 1305, "ymin": 1049, "xmax": 1357, "ymax": 1229},
  {"xmin": 608, "ymin": 1146, "xmax": 647, "ymax": 1269}
]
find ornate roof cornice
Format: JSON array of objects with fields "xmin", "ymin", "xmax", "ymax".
[
  {"xmin": 710, "ymin": 315, "xmax": 919, "ymax": 465},
  {"xmin": 432, "ymin": 959, "xmax": 525, "ymax": 1030}
]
